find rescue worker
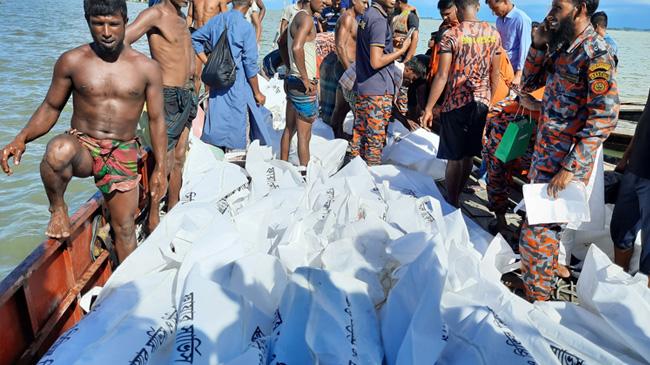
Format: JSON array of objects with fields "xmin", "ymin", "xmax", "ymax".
[{"xmin": 517, "ymin": 0, "xmax": 619, "ymax": 302}]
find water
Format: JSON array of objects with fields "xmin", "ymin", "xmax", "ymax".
[{"xmin": 0, "ymin": 0, "xmax": 648, "ymax": 280}]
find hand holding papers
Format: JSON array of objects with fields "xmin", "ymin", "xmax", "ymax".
[{"xmin": 523, "ymin": 182, "xmax": 590, "ymax": 225}]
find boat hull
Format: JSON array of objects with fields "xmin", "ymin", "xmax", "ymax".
[{"xmin": 0, "ymin": 152, "xmax": 154, "ymax": 365}]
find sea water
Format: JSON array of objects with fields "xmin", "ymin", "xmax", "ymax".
[{"xmin": 0, "ymin": 0, "xmax": 648, "ymax": 279}]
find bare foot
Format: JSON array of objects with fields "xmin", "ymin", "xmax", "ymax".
[{"xmin": 46, "ymin": 206, "xmax": 71, "ymax": 239}]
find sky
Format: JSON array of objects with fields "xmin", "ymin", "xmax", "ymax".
[{"xmin": 264, "ymin": 0, "xmax": 650, "ymax": 30}]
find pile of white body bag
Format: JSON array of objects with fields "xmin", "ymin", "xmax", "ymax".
[
  {"xmin": 38, "ymin": 135, "xmax": 650, "ymax": 365},
  {"xmin": 38, "ymin": 77, "xmax": 649, "ymax": 365}
]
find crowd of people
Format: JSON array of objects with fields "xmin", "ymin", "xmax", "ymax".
[{"xmin": 1, "ymin": 0, "xmax": 648, "ymax": 305}]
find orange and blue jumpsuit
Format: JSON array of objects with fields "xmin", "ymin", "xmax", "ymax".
[{"xmin": 518, "ymin": 25, "xmax": 620, "ymax": 301}]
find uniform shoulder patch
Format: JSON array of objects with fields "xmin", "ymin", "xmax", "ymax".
[
  {"xmin": 591, "ymin": 78, "xmax": 610, "ymax": 95},
  {"xmin": 589, "ymin": 62, "xmax": 612, "ymax": 72}
]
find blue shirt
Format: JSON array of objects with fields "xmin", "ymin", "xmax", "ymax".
[
  {"xmin": 355, "ymin": 4, "xmax": 397, "ymax": 96},
  {"xmin": 604, "ymin": 34, "xmax": 618, "ymax": 57},
  {"xmin": 192, "ymin": 10, "xmax": 262, "ymax": 149},
  {"xmin": 321, "ymin": 7, "xmax": 340, "ymax": 32},
  {"xmin": 496, "ymin": 6, "xmax": 531, "ymax": 72}
]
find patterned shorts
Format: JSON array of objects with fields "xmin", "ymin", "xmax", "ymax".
[{"xmin": 68, "ymin": 129, "xmax": 141, "ymax": 195}]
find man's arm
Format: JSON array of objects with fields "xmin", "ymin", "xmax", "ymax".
[
  {"xmin": 186, "ymin": 1, "xmax": 194, "ymax": 28},
  {"xmin": 277, "ymin": 29, "xmax": 290, "ymax": 68},
  {"xmin": 403, "ymin": 12, "xmax": 419, "ymax": 62},
  {"xmin": 335, "ymin": 15, "xmax": 354, "ymax": 69},
  {"xmin": 191, "ymin": 20, "xmax": 213, "ymax": 64},
  {"xmin": 368, "ymin": 17, "xmax": 410, "ymax": 70},
  {"xmin": 250, "ymin": 11, "xmax": 262, "ymax": 43},
  {"xmin": 548, "ymin": 53, "xmax": 620, "ymax": 198},
  {"xmin": 256, "ymin": 0, "xmax": 266, "ymax": 22},
  {"xmin": 143, "ymin": 61, "xmax": 168, "ymax": 202},
  {"xmin": 560, "ymin": 55, "xmax": 620, "ymax": 177},
  {"xmin": 125, "ymin": 7, "xmax": 158, "ymax": 44},
  {"xmin": 291, "ymin": 13, "xmax": 317, "ymax": 93},
  {"xmin": 241, "ymin": 23, "xmax": 266, "ymax": 105},
  {"xmin": 420, "ymin": 52, "xmax": 451, "ymax": 128},
  {"xmin": 511, "ymin": 17, "xmax": 531, "ymax": 85},
  {"xmin": 280, "ymin": 19, "xmax": 289, "ymax": 35},
  {"xmin": 490, "ymin": 51, "xmax": 502, "ymax": 105},
  {"xmin": 1, "ymin": 53, "xmax": 73, "ymax": 174}
]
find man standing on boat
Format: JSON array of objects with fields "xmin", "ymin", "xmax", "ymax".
[
  {"xmin": 352, "ymin": 0, "xmax": 411, "ymax": 166},
  {"xmin": 516, "ymin": 0, "xmax": 619, "ymax": 302},
  {"xmin": 191, "ymin": 0, "xmax": 267, "ymax": 151},
  {"xmin": 125, "ymin": 0, "xmax": 197, "ymax": 225},
  {"xmin": 0, "ymin": 0, "xmax": 167, "ymax": 263},
  {"xmin": 278, "ymin": 0, "xmax": 325, "ymax": 170},
  {"xmin": 328, "ymin": 0, "xmax": 368, "ymax": 138},
  {"xmin": 420, "ymin": 0, "xmax": 502, "ymax": 207}
]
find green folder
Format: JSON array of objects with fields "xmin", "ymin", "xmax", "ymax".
[{"xmin": 495, "ymin": 116, "xmax": 535, "ymax": 163}]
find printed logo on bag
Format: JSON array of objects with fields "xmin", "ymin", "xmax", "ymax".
[
  {"xmin": 130, "ymin": 307, "xmax": 179, "ymax": 364},
  {"xmin": 272, "ymin": 309, "xmax": 283, "ymax": 332},
  {"xmin": 175, "ymin": 292, "xmax": 203, "ymax": 363},
  {"xmin": 266, "ymin": 167, "xmax": 279, "ymax": 190},
  {"xmin": 184, "ymin": 191, "xmax": 197, "ymax": 202},
  {"xmin": 550, "ymin": 344, "xmax": 585, "ymax": 365},
  {"xmin": 417, "ymin": 200, "xmax": 435, "ymax": 223},
  {"xmin": 251, "ymin": 326, "xmax": 265, "ymax": 342}
]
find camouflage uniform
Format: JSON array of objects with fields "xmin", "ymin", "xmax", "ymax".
[
  {"xmin": 351, "ymin": 94, "xmax": 393, "ymax": 165},
  {"xmin": 482, "ymin": 96, "xmax": 539, "ymax": 216},
  {"xmin": 518, "ymin": 25, "xmax": 620, "ymax": 301}
]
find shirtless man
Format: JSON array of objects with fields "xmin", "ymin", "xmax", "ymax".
[
  {"xmin": 0, "ymin": 0, "xmax": 167, "ymax": 263},
  {"xmin": 188, "ymin": 0, "xmax": 227, "ymax": 30},
  {"xmin": 125, "ymin": 0, "xmax": 195, "ymax": 227},
  {"xmin": 329, "ymin": 0, "xmax": 367, "ymax": 138},
  {"xmin": 187, "ymin": 0, "xmax": 227, "ymax": 92}
]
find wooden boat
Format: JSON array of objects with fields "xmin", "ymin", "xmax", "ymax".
[
  {"xmin": 0, "ymin": 151, "xmax": 155, "ymax": 365},
  {"xmin": 0, "ymin": 101, "xmax": 643, "ymax": 365}
]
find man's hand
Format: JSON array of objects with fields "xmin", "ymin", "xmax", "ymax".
[
  {"xmin": 302, "ymin": 78, "xmax": 317, "ymax": 96},
  {"xmin": 149, "ymin": 167, "xmax": 167, "ymax": 204},
  {"xmin": 518, "ymin": 92, "xmax": 542, "ymax": 112},
  {"xmin": 615, "ymin": 158, "xmax": 628, "ymax": 173},
  {"xmin": 254, "ymin": 92, "xmax": 266, "ymax": 106},
  {"xmin": 1, "ymin": 139, "xmax": 26, "ymax": 175},
  {"xmin": 420, "ymin": 108, "xmax": 433, "ymax": 130},
  {"xmin": 547, "ymin": 169, "xmax": 574, "ymax": 199},
  {"xmin": 405, "ymin": 118, "xmax": 420, "ymax": 131},
  {"xmin": 511, "ymin": 73, "xmax": 522, "ymax": 87},
  {"xmin": 532, "ymin": 21, "xmax": 551, "ymax": 50},
  {"xmin": 399, "ymin": 36, "xmax": 412, "ymax": 54}
]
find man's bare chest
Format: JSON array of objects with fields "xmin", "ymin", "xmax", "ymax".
[{"xmin": 73, "ymin": 66, "xmax": 146, "ymax": 100}]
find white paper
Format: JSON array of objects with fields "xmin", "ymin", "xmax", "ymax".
[{"xmin": 523, "ymin": 182, "xmax": 590, "ymax": 225}]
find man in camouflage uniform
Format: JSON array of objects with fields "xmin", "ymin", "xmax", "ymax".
[{"xmin": 516, "ymin": 0, "xmax": 619, "ymax": 301}]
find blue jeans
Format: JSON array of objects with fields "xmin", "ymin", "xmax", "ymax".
[{"xmin": 610, "ymin": 171, "xmax": 650, "ymax": 274}]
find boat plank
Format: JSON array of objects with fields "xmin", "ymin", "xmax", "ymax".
[
  {"xmin": 17, "ymin": 251, "xmax": 112, "ymax": 364},
  {"xmin": 0, "ymin": 289, "xmax": 32, "ymax": 364},
  {"xmin": 23, "ymin": 247, "xmax": 73, "ymax": 336}
]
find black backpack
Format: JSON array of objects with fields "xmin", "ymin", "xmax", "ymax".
[{"xmin": 201, "ymin": 26, "xmax": 236, "ymax": 90}]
